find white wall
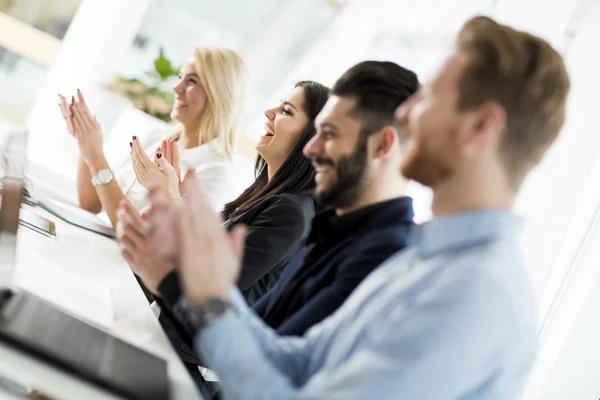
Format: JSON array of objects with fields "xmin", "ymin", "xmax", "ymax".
[{"xmin": 533, "ymin": 209, "xmax": 600, "ymax": 399}]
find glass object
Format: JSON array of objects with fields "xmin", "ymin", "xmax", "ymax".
[
  {"xmin": 0, "ymin": 0, "xmax": 82, "ymax": 40},
  {"xmin": 0, "ymin": 46, "xmax": 48, "ymax": 125},
  {"xmin": 0, "ymin": 129, "xmax": 34, "ymax": 198}
]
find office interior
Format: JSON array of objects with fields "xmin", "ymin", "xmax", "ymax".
[{"xmin": 0, "ymin": 0, "xmax": 599, "ymax": 399}]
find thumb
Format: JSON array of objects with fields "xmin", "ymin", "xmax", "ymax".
[
  {"xmin": 178, "ymin": 169, "xmax": 195, "ymax": 197},
  {"xmin": 182, "ymin": 168, "xmax": 196, "ymax": 183}
]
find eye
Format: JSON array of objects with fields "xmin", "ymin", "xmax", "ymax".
[
  {"xmin": 282, "ymin": 108, "xmax": 293, "ymax": 116},
  {"xmin": 188, "ymin": 78, "xmax": 198, "ymax": 85}
]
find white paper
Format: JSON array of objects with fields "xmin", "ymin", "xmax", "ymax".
[{"xmin": 12, "ymin": 252, "xmax": 114, "ymax": 329}]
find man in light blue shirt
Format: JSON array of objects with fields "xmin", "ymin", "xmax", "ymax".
[{"xmin": 145, "ymin": 16, "xmax": 570, "ymax": 400}]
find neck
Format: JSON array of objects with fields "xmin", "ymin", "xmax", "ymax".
[
  {"xmin": 335, "ymin": 176, "xmax": 407, "ymax": 216},
  {"xmin": 179, "ymin": 124, "xmax": 201, "ymax": 149},
  {"xmin": 431, "ymin": 169, "xmax": 516, "ymax": 217},
  {"xmin": 267, "ymin": 159, "xmax": 283, "ymax": 181}
]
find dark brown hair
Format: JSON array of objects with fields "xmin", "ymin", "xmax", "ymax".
[
  {"xmin": 332, "ymin": 60, "xmax": 419, "ymax": 139},
  {"xmin": 221, "ymin": 81, "xmax": 330, "ymax": 220},
  {"xmin": 456, "ymin": 16, "xmax": 570, "ymax": 188}
]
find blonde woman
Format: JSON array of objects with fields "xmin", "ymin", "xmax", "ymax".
[{"xmin": 58, "ymin": 47, "xmax": 247, "ymax": 227}]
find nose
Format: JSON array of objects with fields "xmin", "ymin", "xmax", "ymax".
[
  {"xmin": 172, "ymin": 79, "xmax": 184, "ymax": 95},
  {"xmin": 303, "ymin": 131, "xmax": 324, "ymax": 159},
  {"xmin": 264, "ymin": 107, "xmax": 276, "ymax": 121}
]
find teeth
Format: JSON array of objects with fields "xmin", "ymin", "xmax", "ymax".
[{"xmin": 265, "ymin": 128, "xmax": 275, "ymax": 136}]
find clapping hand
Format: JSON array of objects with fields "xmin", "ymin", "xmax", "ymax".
[
  {"xmin": 115, "ymin": 200, "xmax": 176, "ymax": 294},
  {"xmin": 148, "ymin": 172, "xmax": 247, "ymax": 307},
  {"xmin": 131, "ymin": 136, "xmax": 181, "ymax": 199},
  {"xmin": 154, "ymin": 138, "xmax": 181, "ymax": 181},
  {"xmin": 145, "ymin": 186, "xmax": 183, "ymax": 265},
  {"xmin": 58, "ymin": 90, "xmax": 105, "ymax": 167}
]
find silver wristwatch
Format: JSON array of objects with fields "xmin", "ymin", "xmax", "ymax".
[{"xmin": 91, "ymin": 169, "xmax": 114, "ymax": 187}]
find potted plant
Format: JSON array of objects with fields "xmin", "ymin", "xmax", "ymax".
[{"xmin": 109, "ymin": 47, "xmax": 179, "ymax": 122}]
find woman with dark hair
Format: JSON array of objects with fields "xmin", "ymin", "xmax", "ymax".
[
  {"xmin": 116, "ymin": 80, "xmax": 330, "ymax": 397},
  {"xmin": 221, "ymin": 80, "xmax": 330, "ymax": 304},
  {"xmin": 116, "ymin": 80, "xmax": 330, "ymax": 305}
]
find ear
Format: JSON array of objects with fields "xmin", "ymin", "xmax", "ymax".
[
  {"xmin": 372, "ymin": 126, "xmax": 397, "ymax": 159},
  {"xmin": 468, "ymin": 102, "xmax": 506, "ymax": 147}
]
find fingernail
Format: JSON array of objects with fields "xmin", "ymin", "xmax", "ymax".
[
  {"xmin": 157, "ymin": 152, "xmax": 162, "ymax": 159},
  {"xmin": 133, "ymin": 136, "xmax": 137, "ymax": 141},
  {"xmin": 129, "ymin": 142, "xmax": 132, "ymax": 148},
  {"xmin": 77, "ymin": 88, "xmax": 81, "ymax": 93},
  {"xmin": 71, "ymin": 96, "xmax": 75, "ymax": 105}
]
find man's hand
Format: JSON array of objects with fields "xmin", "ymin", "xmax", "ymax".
[
  {"xmin": 168, "ymin": 173, "xmax": 246, "ymax": 307},
  {"xmin": 146, "ymin": 188, "xmax": 183, "ymax": 265},
  {"xmin": 116, "ymin": 200, "xmax": 176, "ymax": 294}
]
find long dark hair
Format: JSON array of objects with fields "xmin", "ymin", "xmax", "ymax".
[{"xmin": 222, "ymin": 81, "xmax": 330, "ymax": 221}]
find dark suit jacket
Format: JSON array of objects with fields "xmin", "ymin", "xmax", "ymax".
[
  {"xmin": 225, "ymin": 193, "xmax": 315, "ymax": 304},
  {"xmin": 253, "ymin": 196, "xmax": 415, "ymax": 336}
]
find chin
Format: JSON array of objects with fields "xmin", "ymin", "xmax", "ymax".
[
  {"xmin": 255, "ymin": 146, "xmax": 269, "ymax": 161},
  {"xmin": 170, "ymin": 111, "xmax": 181, "ymax": 122}
]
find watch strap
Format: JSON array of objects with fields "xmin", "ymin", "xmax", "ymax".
[{"xmin": 188, "ymin": 297, "xmax": 234, "ymax": 333}]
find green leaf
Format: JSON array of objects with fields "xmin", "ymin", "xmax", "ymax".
[{"xmin": 154, "ymin": 46, "xmax": 174, "ymax": 81}]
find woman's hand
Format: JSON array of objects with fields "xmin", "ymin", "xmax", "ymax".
[
  {"xmin": 155, "ymin": 138, "xmax": 181, "ymax": 181},
  {"xmin": 131, "ymin": 136, "xmax": 181, "ymax": 199},
  {"xmin": 154, "ymin": 138, "xmax": 194, "ymax": 196},
  {"xmin": 58, "ymin": 94, "xmax": 75, "ymax": 137},
  {"xmin": 60, "ymin": 90, "xmax": 105, "ymax": 168}
]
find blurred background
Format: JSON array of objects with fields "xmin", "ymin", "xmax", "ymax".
[{"xmin": 1, "ymin": 0, "xmax": 599, "ymax": 398}]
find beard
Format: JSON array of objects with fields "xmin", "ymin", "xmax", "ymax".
[
  {"xmin": 315, "ymin": 139, "xmax": 369, "ymax": 209},
  {"xmin": 400, "ymin": 126, "xmax": 462, "ymax": 188}
]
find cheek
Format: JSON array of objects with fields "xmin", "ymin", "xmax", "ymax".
[
  {"xmin": 274, "ymin": 120, "xmax": 303, "ymax": 151},
  {"xmin": 188, "ymin": 88, "xmax": 207, "ymax": 114},
  {"xmin": 401, "ymin": 107, "xmax": 463, "ymax": 185}
]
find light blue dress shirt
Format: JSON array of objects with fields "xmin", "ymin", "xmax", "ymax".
[{"xmin": 195, "ymin": 210, "xmax": 537, "ymax": 400}]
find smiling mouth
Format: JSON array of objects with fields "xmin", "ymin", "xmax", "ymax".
[
  {"xmin": 264, "ymin": 126, "xmax": 275, "ymax": 137},
  {"xmin": 174, "ymin": 100, "xmax": 188, "ymax": 108}
]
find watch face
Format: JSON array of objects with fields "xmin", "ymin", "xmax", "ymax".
[
  {"xmin": 98, "ymin": 169, "xmax": 113, "ymax": 184},
  {"xmin": 204, "ymin": 298, "xmax": 230, "ymax": 314}
]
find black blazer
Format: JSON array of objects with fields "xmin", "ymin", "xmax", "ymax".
[{"xmin": 225, "ymin": 193, "xmax": 315, "ymax": 304}]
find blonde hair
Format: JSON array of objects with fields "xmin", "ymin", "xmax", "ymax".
[
  {"xmin": 456, "ymin": 16, "xmax": 570, "ymax": 188},
  {"xmin": 173, "ymin": 47, "xmax": 247, "ymax": 160}
]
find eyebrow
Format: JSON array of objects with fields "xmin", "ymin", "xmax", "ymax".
[
  {"xmin": 183, "ymin": 73, "xmax": 200, "ymax": 79},
  {"xmin": 318, "ymin": 122, "xmax": 339, "ymax": 132},
  {"xmin": 282, "ymin": 101, "xmax": 299, "ymax": 112}
]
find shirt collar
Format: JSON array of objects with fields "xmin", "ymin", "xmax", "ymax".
[
  {"xmin": 307, "ymin": 197, "xmax": 414, "ymax": 245},
  {"xmin": 416, "ymin": 209, "xmax": 525, "ymax": 258}
]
